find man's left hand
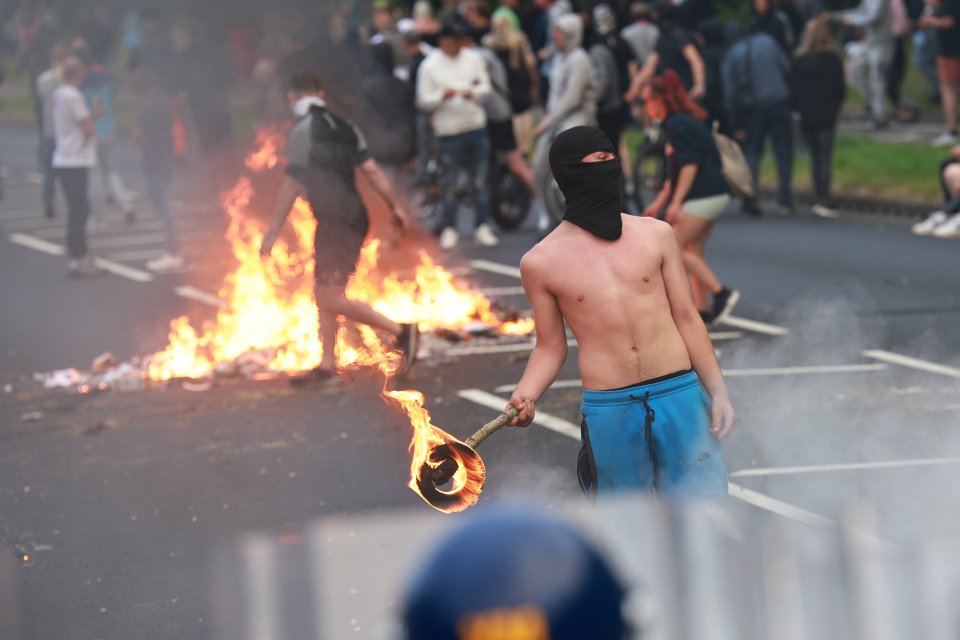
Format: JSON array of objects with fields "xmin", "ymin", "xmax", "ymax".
[{"xmin": 710, "ymin": 393, "xmax": 735, "ymax": 439}]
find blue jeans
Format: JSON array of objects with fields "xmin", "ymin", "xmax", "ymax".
[
  {"xmin": 38, "ymin": 137, "xmax": 56, "ymax": 208},
  {"xmin": 436, "ymin": 128, "xmax": 491, "ymax": 230},
  {"xmin": 742, "ymin": 102, "xmax": 794, "ymax": 207}
]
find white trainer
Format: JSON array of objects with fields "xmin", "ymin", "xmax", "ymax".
[
  {"xmin": 474, "ymin": 223, "xmax": 499, "ymax": 247},
  {"xmin": 812, "ymin": 204, "xmax": 839, "ymax": 219},
  {"xmin": 932, "ymin": 212, "xmax": 960, "ymax": 238},
  {"xmin": 931, "ymin": 132, "xmax": 960, "ymax": 148},
  {"xmin": 439, "ymin": 227, "xmax": 459, "ymax": 250},
  {"xmin": 146, "ymin": 252, "xmax": 185, "ymax": 272},
  {"xmin": 912, "ymin": 211, "xmax": 949, "ymax": 236}
]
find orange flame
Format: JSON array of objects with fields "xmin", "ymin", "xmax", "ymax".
[{"xmin": 145, "ymin": 129, "xmax": 528, "ymax": 512}]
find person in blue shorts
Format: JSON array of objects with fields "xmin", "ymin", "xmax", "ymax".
[{"xmin": 505, "ymin": 126, "xmax": 733, "ymax": 498}]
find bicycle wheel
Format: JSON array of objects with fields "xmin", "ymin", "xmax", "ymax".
[
  {"xmin": 631, "ymin": 140, "xmax": 666, "ymax": 213},
  {"xmin": 490, "ymin": 161, "xmax": 532, "ymax": 231}
]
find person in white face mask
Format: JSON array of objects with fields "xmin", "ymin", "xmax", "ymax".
[{"xmin": 260, "ymin": 72, "xmax": 419, "ymax": 385}]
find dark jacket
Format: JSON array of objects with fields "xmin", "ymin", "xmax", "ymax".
[
  {"xmin": 665, "ymin": 112, "xmax": 728, "ymax": 201},
  {"xmin": 359, "ymin": 42, "xmax": 415, "ymax": 165},
  {"xmin": 789, "ymin": 51, "xmax": 845, "ymax": 128}
]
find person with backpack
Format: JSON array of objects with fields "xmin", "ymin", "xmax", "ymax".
[
  {"xmin": 640, "ymin": 71, "xmax": 739, "ymax": 325},
  {"xmin": 260, "ymin": 72, "xmax": 418, "ymax": 384},
  {"xmin": 790, "ymin": 17, "xmax": 846, "ymax": 219},
  {"xmin": 483, "ymin": 12, "xmax": 540, "ymax": 154}
]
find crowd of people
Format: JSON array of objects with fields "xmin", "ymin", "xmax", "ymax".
[{"xmin": 5, "ymin": 0, "xmax": 960, "ymax": 278}]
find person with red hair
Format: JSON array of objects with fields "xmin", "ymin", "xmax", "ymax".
[{"xmin": 641, "ymin": 70, "xmax": 738, "ymax": 324}]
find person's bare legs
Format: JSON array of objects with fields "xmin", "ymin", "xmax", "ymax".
[
  {"xmin": 315, "ymin": 284, "xmax": 402, "ymax": 371},
  {"xmin": 673, "ymin": 214, "xmax": 722, "ymax": 296},
  {"xmin": 685, "ymin": 232, "xmax": 711, "ymax": 310},
  {"xmin": 945, "ymin": 163, "xmax": 960, "ymax": 198},
  {"xmin": 505, "ymin": 149, "xmax": 535, "ymax": 194},
  {"xmin": 942, "ymin": 82, "xmax": 959, "ymax": 135}
]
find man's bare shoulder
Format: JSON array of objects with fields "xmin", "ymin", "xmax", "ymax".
[{"xmin": 622, "ymin": 214, "xmax": 674, "ymax": 241}]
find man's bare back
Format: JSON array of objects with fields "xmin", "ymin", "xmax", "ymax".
[{"xmin": 523, "ymin": 215, "xmax": 691, "ymax": 390}]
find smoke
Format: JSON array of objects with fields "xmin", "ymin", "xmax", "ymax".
[{"xmin": 721, "ymin": 287, "xmax": 960, "ymax": 541}]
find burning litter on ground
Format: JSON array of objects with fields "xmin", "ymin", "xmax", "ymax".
[{"xmin": 37, "ymin": 129, "xmax": 533, "ymax": 393}]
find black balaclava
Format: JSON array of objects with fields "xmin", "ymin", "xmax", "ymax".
[{"xmin": 549, "ymin": 126, "xmax": 623, "ymax": 240}]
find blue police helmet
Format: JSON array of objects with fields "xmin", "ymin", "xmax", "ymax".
[{"xmin": 402, "ymin": 509, "xmax": 628, "ymax": 640}]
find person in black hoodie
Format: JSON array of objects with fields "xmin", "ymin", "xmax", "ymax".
[
  {"xmin": 750, "ymin": 0, "xmax": 799, "ymax": 53},
  {"xmin": 789, "ymin": 16, "xmax": 845, "ymax": 218},
  {"xmin": 360, "ymin": 41, "xmax": 416, "ymax": 170}
]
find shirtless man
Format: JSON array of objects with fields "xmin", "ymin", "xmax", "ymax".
[{"xmin": 506, "ymin": 126, "xmax": 733, "ymax": 497}]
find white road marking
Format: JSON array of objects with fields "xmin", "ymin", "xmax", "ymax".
[
  {"xmin": 862, "ymin": 349, "xmax": 960, "ymax": 379},
  {"xmin": 493, "ymin": 364, "xmax": 886, "ymax": 393},
  {"xmin": 9, "ymin": 232, "xmax": 153, "ymax": 281},
  {"xmin": 730, "ymin": 456, "xmax": 960, "ymax": 478},
  {"xmin": 478, "ymin": 285, "xmax": 526, "ymax": 296},
  {"xmin": 457, "ymin": 387, "xmax": 833, "ymax": 526},
  {"xmin": 91, "ymin": 257, "xmax": 154, "ymax": 282},
  {"xmin": 469, "ymin": 259, "xmax": 522, "ymax": 279},
  {"xmin": 9, "ymin": 232, "xmax": 65, "ymax": 256},
  {"xmin": 175, "ymin": 286, "xmax": 222, "ymax": 307},
  {"xmin": 88, "ymin": 233, "xmax": 169, "ymax": 248},
  {"xmin": 720, "ymin": 315, "xmax": 789, "ymax": 336},
  {"xmin": 727, "ymin": 483, "xmax": 833, "ymax": 527},
  {"xmin": 446, "ymin": 339, "xmax": 578, "ymax": 356},
  {"xmin": 709, "ymin": 331, "xmax": 743, "ymax": 341},
  {"xmin": 456, "ymin": 389, "xmax": 581, "ymax": 439},
  {"xmin": 722, "ymin": 363, "xmax": 888, "ymax": 377},
  {"xmin": 107, "ymin": 249, "xmax": 166, "ymax": 262}
]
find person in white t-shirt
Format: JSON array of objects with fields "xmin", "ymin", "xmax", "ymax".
[
  {"xmin": 52, "ymin": 57, "xmax": 101, "ymax": 276},
  {"xmin": 416, "ymin": 18, "xmax": 498, "ymax": 250}
]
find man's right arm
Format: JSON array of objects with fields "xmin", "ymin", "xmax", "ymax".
[
  {"xmin": 260, "ymin": 175, "xmax": 304, "ymax": 257},
  {"xmin": 507, "ymin": 251, "xmax": 569, "ymax": 427}
]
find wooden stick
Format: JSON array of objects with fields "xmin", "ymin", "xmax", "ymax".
[{"xmin": 464, "ymin": 407, "xmax": 519, "ymax": 449}]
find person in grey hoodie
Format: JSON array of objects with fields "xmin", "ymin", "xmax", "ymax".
[
  {"xmin": 825, "ymin": 0, "xmax": 893, "ymax": 127},
  {"xmin": 531, "ymin": 14, "xmax": 597, "ymax": 229},
  {"xmin": 722, "ymin": 31, "xmax": 795, "ymax": 215}
]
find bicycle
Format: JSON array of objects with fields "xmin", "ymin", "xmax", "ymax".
[{"xmin": 413, "ymin": 149, "xmax": 532, "ymax": 233}]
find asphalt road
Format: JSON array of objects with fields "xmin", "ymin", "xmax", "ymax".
[{"xmin": 2, "ymin": 123, "xmax": 960, "ymax": 639}]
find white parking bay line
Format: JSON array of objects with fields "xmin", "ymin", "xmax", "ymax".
[
  {"xmin": 720, "ymin": 315, "xmax": 789, "ymax": 336},
  {"xmin": 723, "ymin": 363, "xmax": 887, "ymax": 377},
  {"xmin": 9, "ymin": 232, "xmax": 153, "ymax": 282},
  {"xmin": 89, "ymin": 233, "xmax": 168, "ymax": 248},
  {"xmin": 730, "ymin": 456, "xmax": 960, "ymax": 478},
  {"xmin": 469, "ymin": 259, "xmax": 521, "ymax": 279},
  {"xmin": 446, "ymin": 339, "xmax": 578, "ymax": 356},
  {"xmin": 9, "ymin": 232, "xmax": 65, "ymax": 256},
  {"xmin": 92, "ymin": 257, "xmax": 154, "ymax": 282},
  {"xmin": 457, "ymin": 387, "xmax": 833, "ymax": 526},
  {"xmin": 457, "ymin": 388, "xmax": 581, "ymax": 439},
  {"xmin": 478, "ymin": 285, "xmax": 526, "ymax": 296},
  {"xmin": 107, "ymin": 249, "xmax": 165, "ymax": 262},
  {"xmin": 175, "ymin": 286, "xmax": 222, "ymax": 307},
  {"xmin": 862, "ymin": 349, "xmax": 960, "ymax": 379},
  {"xmin": 727, "ymin": 483, "xmax": 833, "ymax": 527}
]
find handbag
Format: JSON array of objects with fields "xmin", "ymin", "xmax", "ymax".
[{"xmin": 712, "ymin": 121, "xmax": 755, "ymax": 199}]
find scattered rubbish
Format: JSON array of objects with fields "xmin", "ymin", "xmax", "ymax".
[
  {"xmin": 91, "ymin": 352, "xmax": 118, "ymax": 374},
  {"xmin": 30, "ymin": 318, "xmax": 529, "ymax": 395},
  {"xmin": 21, "ymin": 412, "xmax": 44, "ymax": 422}
]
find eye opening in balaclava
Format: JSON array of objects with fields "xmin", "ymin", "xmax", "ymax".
[{"xmin": 549, "ymin": 126, "xmax": 623, "ymax": 240}]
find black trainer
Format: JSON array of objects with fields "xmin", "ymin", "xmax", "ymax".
[
  {"xmin": 711, "ymin": 287, "xmax": 740, "ymax": 325},
  {"xmin": 699, "ymin": 309, "xmax": 717, "ymax": 326},
  {"xmin": 289, "ymin": 367, "xmax": 336, "ymax": 387},
  {"xmin": 396, "ymin": 323, "xmax": 420, "ymax": 375}
]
